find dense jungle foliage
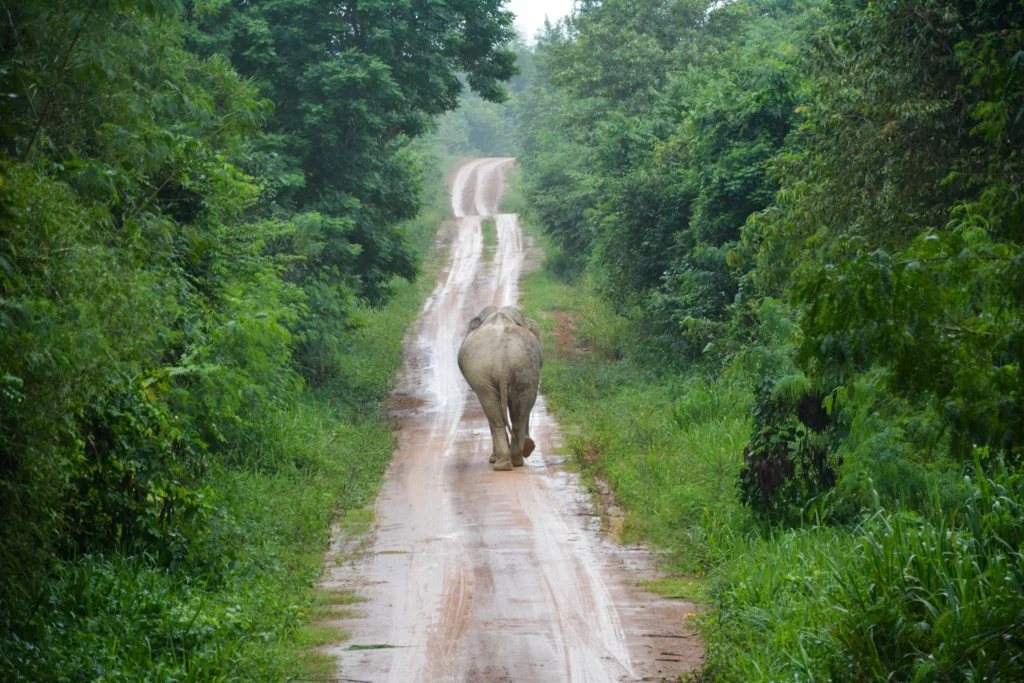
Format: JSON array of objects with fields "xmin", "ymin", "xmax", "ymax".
[
  {"xmin": 511, "ymin": 0, "xmax": 1024, "ymax": 679},
  {"xmin": 0, "ymin": 0, "xmax": 514, "ymax": 677}
]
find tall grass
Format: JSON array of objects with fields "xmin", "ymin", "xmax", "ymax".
[
  {"xmin": 829, "ymin": 462, "xmax": 1024, "ymax": 680},
  {"xmin": 705, "ymin": 460, "xmax": 1024, "ymax": 682}
]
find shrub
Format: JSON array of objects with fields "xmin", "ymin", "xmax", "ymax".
[{"xmin": 739, "ymin": 375, "xmax": 837, "ymax": 525}]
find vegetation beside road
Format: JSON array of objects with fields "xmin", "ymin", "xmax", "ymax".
[
  {"xmin": 520, "ymin": 209, "xmax": 1024, "ymax": 681},
  {"xmin": 0, "ymin": 0, "xmax": 510, "ymax": 678},
  {"xmin": 510, "ymin": 0, "xmax": 1024, "ymax": 678},
  {"xmin": 0, "ymin": 168, "xmax": 448, "ymax": 682}
]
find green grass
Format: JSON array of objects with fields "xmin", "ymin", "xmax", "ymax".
[
  {"xmin": 642, "ymin": 576, "xmax": 708, "ymax": 602},
  {"xmin": 481, "ymin": 217, "xmax": 498, "ymax": 262},
  {"xmin": 295, "ymin": 625, "xmax": 351, "ymax": 649},
  {"xmin": 0, "ymin": 342, "xmax": 406, "ymax": 682},
  {"xmin": 499, "ymin": 165, "xmax": 528, "ymax": 215}
]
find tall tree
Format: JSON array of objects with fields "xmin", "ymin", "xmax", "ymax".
[{"xmin": 187, "ymin": 0, "xmax": 517, "ymax": 380}]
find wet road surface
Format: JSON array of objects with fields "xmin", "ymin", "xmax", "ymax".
[{"xmin": 319, "ymin": 158, "xmax": 702, "ymax": 682}]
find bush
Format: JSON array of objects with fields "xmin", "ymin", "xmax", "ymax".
[{"xmin": 738, "ymin": 376, "xmax": 837, "ymax": 525}]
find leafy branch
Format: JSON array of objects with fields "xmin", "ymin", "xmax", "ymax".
[{"xmin": 21, "ymin": 0, "xmax": 97, "ymax": 162}]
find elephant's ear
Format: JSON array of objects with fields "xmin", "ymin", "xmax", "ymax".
[
  {"xmin": 468, "ymin": 306, "xmax": 497, "ymax": 332},
  {"xmin": 524, "ymin": 317, "xmax": 541, "ymax": 342},
  {"xmin": 498, "ymin": 306, "xmax": 525, "ymax": 326}
]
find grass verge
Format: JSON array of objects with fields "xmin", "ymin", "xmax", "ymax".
[{"xmin": 519, "ymin": 220, "xmax": 754, "ymax": 573}]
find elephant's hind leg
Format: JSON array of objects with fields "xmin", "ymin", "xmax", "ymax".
[
  {"xmin": 515, "ymin": 407, "xmax": 535, "ymax": 460},
  {"xmin": 476, "ymin": 389, "xmax": 513, "ymax": 471},
  {"xmin": 508, "ymin": 397, "xmax": 536, "ymax": 468}
]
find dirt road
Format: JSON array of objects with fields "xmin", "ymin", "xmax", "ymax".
[{"xmin": 320, "ymin": 158, "xmax": 702, "ymax": 682}]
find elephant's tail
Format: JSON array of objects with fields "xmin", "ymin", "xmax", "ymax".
[{"xmin": 499, "ymin": 376, "xmax": 512, "ymax": 436}]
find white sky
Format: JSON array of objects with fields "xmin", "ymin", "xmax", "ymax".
[{"xmin": 506, "ymin": 0, "xmax": 575, "ymax": 41}]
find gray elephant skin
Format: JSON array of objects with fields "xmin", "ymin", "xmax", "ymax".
[{"xmin": 457, "ymin": 306, "xmax": 543, "ymax": 471}]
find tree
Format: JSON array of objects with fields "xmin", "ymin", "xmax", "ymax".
[
  {"xmin": 751, "ymin": 0, "xmax": 1024, "ymax": 461},
  {"xmin": 186, "ymin": 0, "xmax": 517, "ymax": 380}
]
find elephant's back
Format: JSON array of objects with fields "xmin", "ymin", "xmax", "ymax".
[
  {"xmin": 494, "ymin": 323, "xmax": 543, "ymax": 378},
  {"xmin": 458, "ymin": 321, "xmax": 541, "ymax": 376}
]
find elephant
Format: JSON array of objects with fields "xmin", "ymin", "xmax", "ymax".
[{"xmin": 457, "ymin": 306, "xmax": 543, "ymax": 471}]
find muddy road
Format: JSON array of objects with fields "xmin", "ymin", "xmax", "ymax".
[{"xmin": 321, "ymin": 158, "xmax": 701, "ymax": 682}]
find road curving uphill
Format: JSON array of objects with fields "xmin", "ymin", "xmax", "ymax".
[{"xmin": 319, "ymin": 158, "xmax": 702, "ymax": 682}]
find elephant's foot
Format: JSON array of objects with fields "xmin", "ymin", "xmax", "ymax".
[
  {"xmin": 512, "ymin": 452, "xmax": 525, "ymax": 467},
  {"xmin": 489, "ymin": 452, "xmax": 497, "ymax": 464},
  {"xmin": 492, "ymin": 456, "xmax": 514, "ymax": 472},
  {"xmin": 523, "ymin": 437, "xmax": 536, "ymax": 459}
]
